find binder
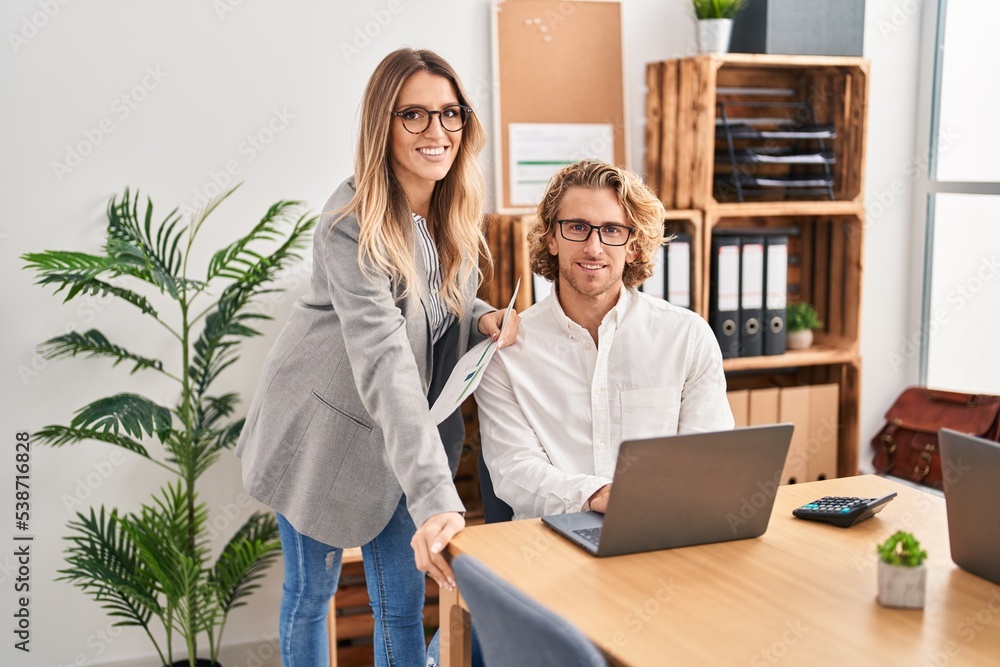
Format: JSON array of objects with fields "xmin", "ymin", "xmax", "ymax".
[
  {"xmin": 709, "ymin": 234, "xmax": 741, "ymax": 358},
  {"xmin": 665, "ymin": 232, "xmax": 692, "ymax": 309},
  {"xmin": 739, "ymin": 235, "xmax": 765, "ymax": 357},
  {"xmin": 763, "ymin": 234, "xmax": 789, "ymax": 355},
  {"xmin": 642, "ymin": 242, "xmax": 667, "ymax": 299},
  {"xmin": 532, "ymin": 274, "xmax": 552, "ymax": 303}
]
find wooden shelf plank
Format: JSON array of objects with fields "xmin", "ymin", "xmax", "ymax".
[
  {"xmin": 723, "ymin": 346, "xmax": 858, "ymax": 372},
  {"xmin": 705, "ymin": 199, "xmax": 863, "ymax": 218}
]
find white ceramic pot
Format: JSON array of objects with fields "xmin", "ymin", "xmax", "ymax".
[
  {"xmin": 877, "ymin": 560, "xmax": 926, "ymax": 609},
  {"xmin": 697, "ymin": 18, "xmax": 734, "ymax": 54},
  {"xmin": 786, "ymin": 329, "xmax": 813, "ymax": 350}
]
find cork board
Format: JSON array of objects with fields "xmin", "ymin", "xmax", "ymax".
[{"xmin": 493, "ymin": 0, "xmax": 626, "ymax": 212}]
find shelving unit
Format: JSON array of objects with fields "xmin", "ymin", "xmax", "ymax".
[{"xmin": 646, "ymin": 54, "xmax": 869, "ymax": 478}]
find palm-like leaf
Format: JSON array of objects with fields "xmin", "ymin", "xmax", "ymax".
[
  {"xmin": 211, "ymin": 512, "xmax": 282, "ymax": 613},
  {"xmin": 206, "ymin": 200, "xmax": 305, "ymax": 282},
  {"xmin": 21, "ymin": 251, "xmax": 158, "ymax": 316},
  {"xmin": 105, "ymin": 190, "xmax": 187, "ymax": 298},
  {"xmin": 70, "ymin": 393, "xmax": 172, "ymax": 441},
  {"xmin": 35, "ymin": 424, "xmax": 152, "ymax": 459},
  {"xmin": 58, "ymin": 507, "xmax": 164, "ymax": 628},
  {"xmin": 40, "ymin": 329, "xmax": 164, "ymax": 374},
  {"xmin": 189, "ymin": 211, "xmax": 315, "ymax": 402}
]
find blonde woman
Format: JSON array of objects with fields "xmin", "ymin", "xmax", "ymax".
[{"xmin": 236, "ymin": 48, "xmax": 517, "ymax": 666}]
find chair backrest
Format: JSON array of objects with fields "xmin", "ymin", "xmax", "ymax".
[
  {"xmin": 452, "ymin": 554, "xmax": 609, "ymax": 667},
  {"xmin": 478, "ymin": 448, "xmax": 514, "ymax": 523}
]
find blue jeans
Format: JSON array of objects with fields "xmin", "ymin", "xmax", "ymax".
[{"xmin": 276, "ymin": 496, "xmax": 428, "ymax": 667}]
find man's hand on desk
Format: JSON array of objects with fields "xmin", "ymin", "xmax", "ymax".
[{"xmin": 588, "ymin": 484, "xmax": 612, "ymax": 513}]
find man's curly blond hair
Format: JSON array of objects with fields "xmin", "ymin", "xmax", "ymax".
[{"xmin": 528, "ymin": 160, "xmax": 668, "ymax": 288}]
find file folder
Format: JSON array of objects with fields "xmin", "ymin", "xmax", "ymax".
[
  {"xmin": 665, "ymin": 232, "xmax": 692, "ymax": 309},
  {"xmin": 642, "ymin": 241, "xmax": 667, "ymax": 299},
  {"xmin": 739, "ymin": 235, "xmax": 764, "ymax": 357},
  {"xmin": 806, "ymin": 383, "xmax": 840, "ymax": 482},
  {"xmin": 710, "ymin": 234, "xmax": 741, "ymax": 358},
  {"xmin": 763, "ymin": 235, "xmax": 789, "ymax": 355},
  {"xmin": 778, "ymin": 385, "xmax": 811, "ymax": 485}
]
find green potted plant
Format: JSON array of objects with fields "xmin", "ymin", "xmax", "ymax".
[
  {"xmin": 876, "ymin": 530, "xmax": 928, "ymax": 609},
  {"xmin": 692, "ymin": 0, "xmax": 748, "ymax": 54},
  {"xmin": 23, "ymin": 187, "xmax": 316, "ymax": 666},
  {"xmin": 786, "ymin": 301, "xmax": 822, "ymax": 350}
]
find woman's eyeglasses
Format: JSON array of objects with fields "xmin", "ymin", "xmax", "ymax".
[{"xmin": 392, "ymin": 105, "xmax": 473, "ymax": 134}]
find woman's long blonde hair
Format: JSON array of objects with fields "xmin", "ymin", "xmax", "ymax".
[{"xmin": 335, "ymin": 48, "xmax": 488, "ymax": 317}]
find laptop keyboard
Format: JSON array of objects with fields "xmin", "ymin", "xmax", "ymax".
[{"xmin": 573, "ymin": 527, "xmax": 602, "ymax": 547}]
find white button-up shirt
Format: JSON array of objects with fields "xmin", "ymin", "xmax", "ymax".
[{"xmin": 476, "ymin": 287, "xmax": 734, "ymax": 519}]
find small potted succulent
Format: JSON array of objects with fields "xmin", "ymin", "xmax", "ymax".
[
  {"xmin": 786, "ymin": 302, "xmax": 822, "ymax": 350},
  {"xmin": 876, "ymin": 530, "xmax": 928, "ymax": 609},
  {"xmin": 692, "ymin": 0, "xmax": 748, "ymax": 54}
]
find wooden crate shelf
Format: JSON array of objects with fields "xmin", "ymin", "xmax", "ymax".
[
  {"xmin": 704, "ymin": 210, "xmax": 864, "ymax": 351},
  {"xmin": 647, "ymin": 54, "xmax": 868, "ymax": 480},
  {"xmin": 646, "ymin": 54, "xmax": 868, "ymax": 211}
]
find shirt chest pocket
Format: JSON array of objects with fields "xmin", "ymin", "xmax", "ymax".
[{"xmin": 620, "ymin": 386, "xmax": 682, "ymax": 442}]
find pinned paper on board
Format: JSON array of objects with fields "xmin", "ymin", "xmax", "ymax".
[{"xmin": 508, "ymin": 123, "xmax": 614, "ymax": 207}]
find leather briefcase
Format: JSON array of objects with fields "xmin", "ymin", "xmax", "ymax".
[{"xmin": 872, "ymin": 386, "xmax": 1000, "ymax": 490}]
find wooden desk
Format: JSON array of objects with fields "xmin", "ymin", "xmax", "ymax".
[{"xmin": 441, "ymin": 475, "xmax": 1000, "ymax": 666}]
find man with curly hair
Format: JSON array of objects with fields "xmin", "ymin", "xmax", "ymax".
[{"xmin": 475, "ymin": 160, "xmax": 733, "ymax": 520}]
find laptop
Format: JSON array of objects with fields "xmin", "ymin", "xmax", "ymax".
[
  {"xmin": 541, "ymin": 424, "xmax": 793, "ymax": 557},
  {"xmin": 938, "ymin": 428, "xmax": 1000, "ymax": 586}
]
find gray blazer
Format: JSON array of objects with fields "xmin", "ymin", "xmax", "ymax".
[{"xmin": 235, "ymin": 177, "xmax": 492, "ymax": 547}]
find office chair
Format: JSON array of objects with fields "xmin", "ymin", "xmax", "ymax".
[
  {"xmin": 478, "ymin": 449, "xmax": 514, "ymax": 523},
  {"xmin": 452, "ymin": 554, "xmax": 610, "ymax": 667}
]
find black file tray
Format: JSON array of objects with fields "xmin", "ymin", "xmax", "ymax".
[{"xmin": 715, "ymin": 99, "xmax": 837, "ymax": 202}]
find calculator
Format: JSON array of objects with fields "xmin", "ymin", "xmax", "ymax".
[{"xmin": 792, "ymin": 492, "xmax": 897, "ymax": 528}]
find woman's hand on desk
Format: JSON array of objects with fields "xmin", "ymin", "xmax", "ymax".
[
  {"xmin": 411, "ymin": 511, "xmax": 465, "ymax": 591},
  {"xmin": 588, "ymin": 484, "xmax": 612, "ymax": 514},
  {"xmin": 478, "ymin": 309, "xmax": 521, "ymax": 348}
]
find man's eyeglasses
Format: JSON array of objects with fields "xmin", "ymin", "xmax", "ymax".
[
  {"xmin": 556, "ymin": 220, "xmax": 634, "ymax": 247},
  {"xmin": 392, "ymin": 105, "xmax": 473, "ymax": 134}
]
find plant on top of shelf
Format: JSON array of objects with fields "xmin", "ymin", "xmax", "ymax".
[
  {"xmin": 22, "ymin": 186, "xmax": 316, "ymax": 666},
  {"xmin": 692, "ymin": 0, "xmax": 747, "ymax": 20},
  {"xmin": 786, "ymin": 301, "xmax": 823, "ymax": 333},
  {"xmin": 785, "ymin": 302, "xmax": 822, "ymax": 351},
  {"xmin": 692, "ymin": 0, "xmax": 747, "ymax": 55}
]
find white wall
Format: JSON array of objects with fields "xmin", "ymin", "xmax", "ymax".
[
  {"xmin": 859, "ymin": 1, "xmax": 926, "ymax": 469},
  {"xmin": 1, "ymin": 1, "xmax": 919, "ymax": 665}
]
